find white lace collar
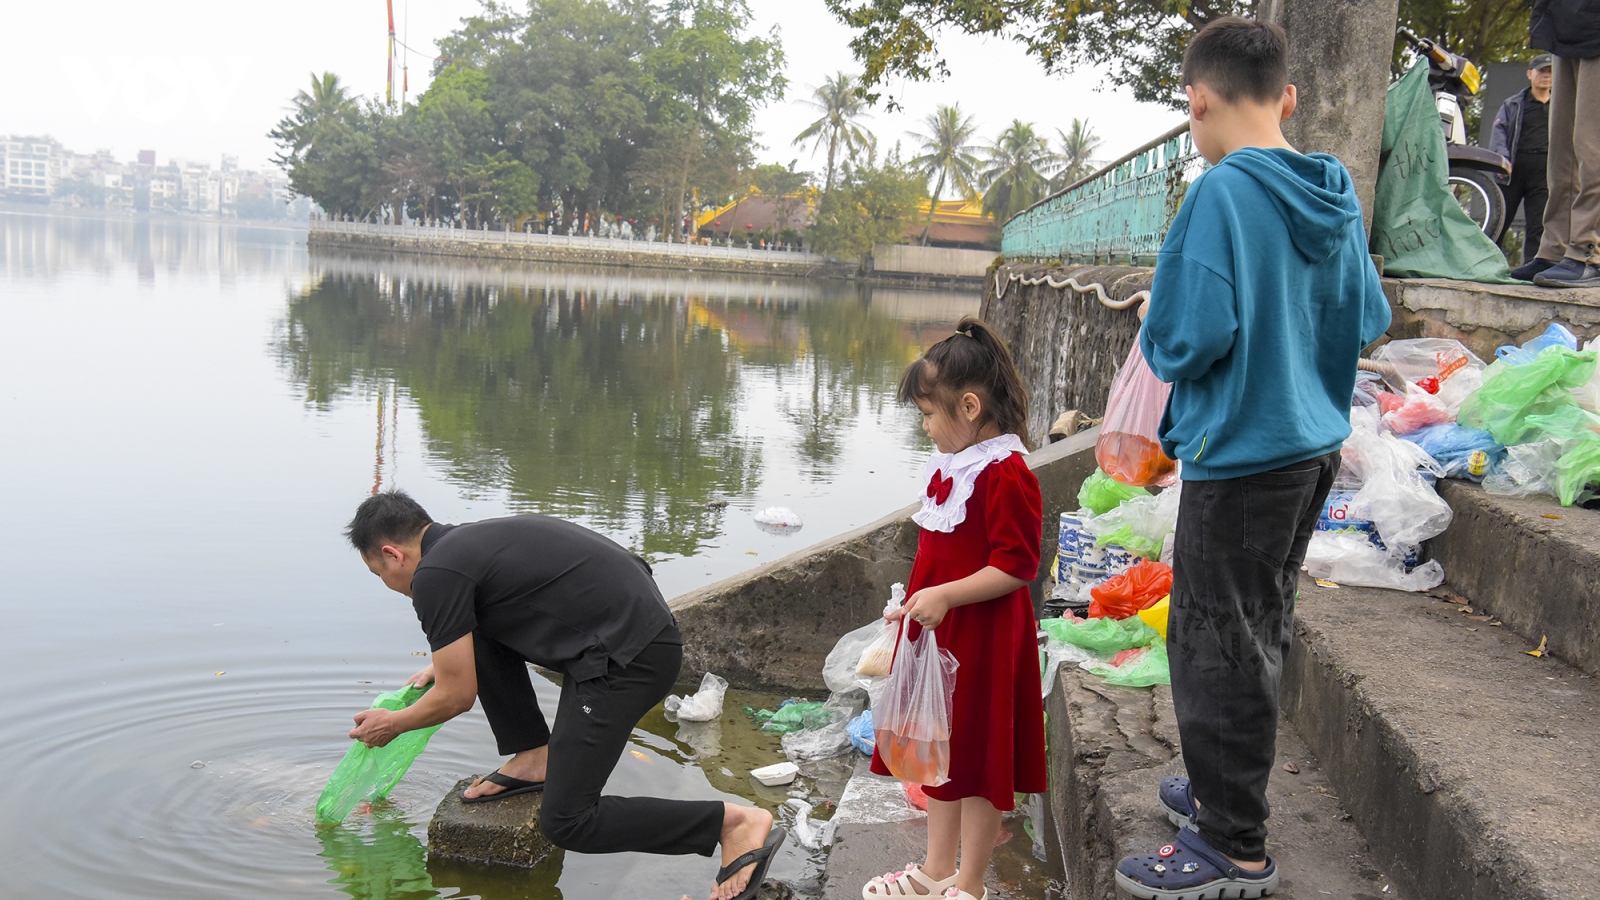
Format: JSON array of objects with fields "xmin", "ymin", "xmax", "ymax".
[{"xmin": 911, "ymin": 433, "xmax": 1028, "ymax": 533}]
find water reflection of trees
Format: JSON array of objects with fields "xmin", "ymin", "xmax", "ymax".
[{"xmin": 275, "ymin": 254, "xmax": 969, "ymax": 559}]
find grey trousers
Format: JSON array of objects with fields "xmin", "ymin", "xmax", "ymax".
[
  {"xmin": 1538, "ymin": 55, "xmax": 1600, "ymax": 265},
  {"xmin": 1168, "ymin": 452, "xmax": 1339, "ymax": 861}
]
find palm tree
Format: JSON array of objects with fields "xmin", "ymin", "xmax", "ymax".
[
  {"xmin": 1054, "ymin": 118, "xmax": 1104, "ymax": 189},
  {"xmin": 792, "ymin": 73, "xmax": 876, "ymax": 194},
  {"xmin": 270, "ymin": 72, "xmax": 357, "ymax": 166},
  {"xmin": 907, "ymin": 104, "xmax": 982, "ymax": 246},
  {"xmin": 980, "ymin": 120, "xmax": 1059, "ymax": 223}
]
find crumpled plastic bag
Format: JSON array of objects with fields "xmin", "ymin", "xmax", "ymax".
[
  {"xmin": 1342, "ymin": 407, "xmax": 1454, "ymax": 546},
  {"xmin": 1302, "ymin": 531, "xmax": 1444, "ymax": 591},
  {"xmin": 1382, "ymin": 383, "xmax": 1457, "ymax": 434},
  {"xmin": 1083, "ymin": 486, "xmax": 1181, "ymax": 559},
  {"xmin": 1372, "ymin": 338, "xmax": 1486, "ymax": 412},
  {"xmin": 782, "ymin": 694, "xmax": 862, "ymax": 761},
  {"xmin": 755, "ymin": 701, "xmax": 829, "ymax": 734},
  {"xmin": 1482, "ymin": 439, "xmax": 1564, "ymax": 499},
  {"xmin": 1040, "ymin": 614, "xmax": 1160, "ymax": 654},
  {"xmin": 1088, "ymin": 559, "xmax": 1174, "ymax": 620},
  {"xmin": 1399, "ymin": 423, "xmax": 1502, "ymax": 481},
  {"xmin": 1086, "ymin": 642, "xmax": 1171, "ymax": 687},
  {"xmin": 1457, "ymin": 348, "xmax": 1599, "ymax": 445},
  {"xmin": 1095, "ymin": 338, "xmax": 1178, "ymax": 487},
  {"xmin": 1497, "ymin": 322, "xmax": 1580, "ymax": 365},
  {"xmin": 1524, "ymin": 406, "xmax": 1600, "ymax": 505},
  {"xmin": 664, "ymin": 672, "xmax": 729, "ymax": 722},
  {"xmin": 316, "ymin": 684, "xmax": 444, "ymax": 823},
  {"xmin": 847, "ymin": 710, "xmax": 875, "ymax": 755},
  {"xmin": 1078, "ymin": 469, "xmax": 1151, "ymax": 517}
]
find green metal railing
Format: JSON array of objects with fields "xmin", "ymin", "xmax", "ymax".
[{"xmin": 1001, "ymin": 123, "xmax": 1205, "ymax": 266}]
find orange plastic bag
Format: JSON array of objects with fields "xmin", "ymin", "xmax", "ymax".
[
  {"xmin": 1088, "ymin": 559, "xmax": 1174, "ymax": 620},
  {"xmin": 1096, "ymin": 338, "xmax": 1178, "ymax": 487},
  {"xmin": 873, "ymin": 624, "xmax": 959, "ymax": 787}
]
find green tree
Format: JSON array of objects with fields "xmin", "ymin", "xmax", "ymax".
[
  {"xmin": 792, "ymin": 72, "xmax": 876, "ymax": 193},
  {"xmin": 646, "ymin": 0, "xmax": 786, "ymax": 240},
  {"xmin": 907, "ymin": 104, "xmax": 981, "ymax": 246},
  {"xmin": 824, "ymin": 0, "xmax": 1529, "ymax": 110},
  {"xmin": 808, "ymin": 150, "xmax": 927, "ymax": 262},
  {"xmin": 980, "ymin": 120, "xmax": 1057, "ymax": 223},
  {"xmin": 1054, "ymin": 118, "xmax": 1103, "ymax": 188},
  {"xmin": 269, "ymin": 72, "xmax": 358, "ymax": 168}
]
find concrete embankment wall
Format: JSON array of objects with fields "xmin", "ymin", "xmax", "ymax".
[
  {"xmin": 870, "ymin": 244, "xmax": 998, "ymax": 280},
  {"xmin": 308, "ymin": 228, "xmax": 850, "ymax": 280},
  {"xmin": 670, "ymin": 429, "xmax": 1101, "ymax": 694}
]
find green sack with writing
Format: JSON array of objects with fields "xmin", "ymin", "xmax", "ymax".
[
  {"xmin": 316, "ymin": 684, "xmax": 442, "ymax": 824},
  {"xmin": 1369, "ymin": 63, "xmax": 1517, "ymax": 283}
]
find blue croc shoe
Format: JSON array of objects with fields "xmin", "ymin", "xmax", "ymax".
[
  {"xmin": 1157, "ymin": 775, "xmax": 1195, "ymax": 828},
  {"xmin": 1116, "ymin": 826, "xmax": 1279, "ymax": 900}
]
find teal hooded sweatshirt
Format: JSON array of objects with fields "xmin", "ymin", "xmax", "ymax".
[{"xmin": 1139, "ymin": 147, "xmax": 1392, "ymax": 481}]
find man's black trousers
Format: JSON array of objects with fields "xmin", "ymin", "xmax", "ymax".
[
  {"xmin": 1167, "ymin": 452, "xmax": 1339, "ymax": 862},
  {"xmin": 473, "ymin": 624, "xmax": 725, "ymax": 856},
  {"xmin": 1500, "ymin": 160, "xmax": 1550, "ymax": 264}
]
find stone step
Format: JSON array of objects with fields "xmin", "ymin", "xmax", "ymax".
[
  {"xmin": 1430, "ymin": 480, "xmax": 1600, "ymax": 676},
  {"xmin": 1044, "ymin": 670, "xmax": 1407, "ymax": 900},
  {"xmin": 1284, "ymin": 579, "xmax": 1600, "ymax": 900}
]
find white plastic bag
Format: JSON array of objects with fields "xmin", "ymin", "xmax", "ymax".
[
  {"xmin": 856, "ymin": 585, "xmax": 905, "ymax": 677},
  {"xmin": 781, "ymin": 694, "xmax": 862, "ymax": 761},
  {"xmin": 1372, "ymin": 338, "xmax": 1486, "ymax": 413},
  {"xmin": 1303, "ymin": 532, "xmax": 1444, "ymax": 591},
  {"xmin": 1573, "ymin": 337, "xmax": 1600, "ymax": 412},
  {"xmin": 824, "ymin": 584, "xmax": 904, "ymax": 693},
  {"xmin": 873, "ymin": 625, "xmax": 959, "ymax": 787},
  {"xmin": 664, "ymin": 672, "xmax": 728, "ymax": 722},
  {"xmin": 1342, "ymin": 407, "xmax": 1454, "ymax": 546},
  {"xmin": 1482, "ymin": 439, "xmax": 1563, "ymax": 498},
  {"xmin": 1081, "ymin": 486, "xmax": 1181, "ymax": 560}
]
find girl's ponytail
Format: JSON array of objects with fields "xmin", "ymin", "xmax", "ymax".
[{"xmin": 899, "ymin": 316, "xmax": 1033, "ymax": 448}]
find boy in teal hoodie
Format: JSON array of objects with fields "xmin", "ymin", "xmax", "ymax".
[{"xmin": 1115, "ymin": 18, "xmax": 1391, "ymax": 900}]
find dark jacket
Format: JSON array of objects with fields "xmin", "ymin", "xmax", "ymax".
[
  {"xmin": 1490, "ymin": 88, "xmax": 1547, "ymax": 184},
  {"xmin": 1531, "ymin": 0, "xmax": 1600, "ymax": 58}
]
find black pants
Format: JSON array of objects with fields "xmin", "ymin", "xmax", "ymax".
[
  {"xmin": 474, "ymin": 625, "xmax": 725, "ymax": 856},
  {"xmin": 1500, "ymin": 159, "xmax": 1549, "ymax": 264},
  {"xmin": 1167, "ymin": 452, "xmax": 1338, "ymax": 862}
]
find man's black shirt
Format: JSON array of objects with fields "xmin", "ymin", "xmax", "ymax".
[
  {"xmin": 411, "ymin": 516, "xmax": 677, "ymax": 682},
  {"xmin": 1518, "ymin": 96, "xmax": 1550, "ymax": 170}
]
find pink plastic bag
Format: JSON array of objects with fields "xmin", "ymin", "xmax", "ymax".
[
  {"xmin": 1381, "ymin": 383, "xmax": 1455, "ymax": 435},
  {"xmin": 1096, "ymin": 338, "xmax": 1178, "ymax": 487},
  {"xmin": 873, "ymin": 623, "xmax": 959, "ymax": 787}
]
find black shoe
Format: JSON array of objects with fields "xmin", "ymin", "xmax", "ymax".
[
  {"xmin": 1510, "ymin": 257, "xmax": 1557, "ymax": 281},
  {"xmin": 1533, "ymin": 259, "xmax": 1600, "ymax": 287}
]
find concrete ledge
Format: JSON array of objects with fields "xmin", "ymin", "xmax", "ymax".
[
  {"xmin": 1283, "ymin": 580, "xmax": 1600, "ymax": 900},
  {"xmin": 671, "ymin": 430, "xmax": 1101, "ymax": 694},
  {"xmin": 1383, "ymin": 277, "xmax": 1600, "ymax": 362},
  {"xmin": 1429, "ymin": 480, "xmax": 1600, "ymax": 676},
  {"xmin": 427, "ymin": 777, "xmax": 555, "ymax": 868}
]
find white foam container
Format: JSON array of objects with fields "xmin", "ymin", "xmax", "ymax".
[{"xmin": 750, "ymin": 761, "xmax": 799, "ymax": 786}]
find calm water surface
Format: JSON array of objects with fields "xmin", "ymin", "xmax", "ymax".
[{"xmin": 0, "ymin": 211, "xmax": 980, "ymax": 899}]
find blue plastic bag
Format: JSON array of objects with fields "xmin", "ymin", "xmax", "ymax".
[
  {"xmin": 847, "ymin": 710, "xmax": 875, "ymax": 755},
  {"xmin": 1498, "ymin": 323, "xmax": 1580, "ymax": 366},
  {"xmin": 1400, "ymin": 423, "xmax": 1503, "ymax": 481}
]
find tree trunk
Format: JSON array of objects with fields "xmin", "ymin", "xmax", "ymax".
[
  {"xmin": 825, "ymin": 129, "xmax": 839, "ymax": 194},
  {"xmin": 920, "ymin": 172, "xmax": 946, "ymax": 246},
  {"xmin": 672, "ymin": 85, "xmax": 709, "ymax": 244}
]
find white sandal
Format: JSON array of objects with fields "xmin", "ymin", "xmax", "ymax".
[
  {"xmin": 861, "ymin": 863, "xmax": 958, "ymax": 898},
  {"xmin": 941, "ymin": 889, "xmax": 987, "ymax": 900}
]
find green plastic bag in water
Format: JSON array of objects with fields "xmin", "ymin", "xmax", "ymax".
[
  {"xmin": 1040, "ymin": 615, "xmax": 1160, "ymax": 655},
  {"xmin": 316, "ymin": 684, "xmax": 442, "ymax": 824},
  {"xmin": 754, "ymin": 701, "xmax": 828, "ymax": 734},
  {"xmin": 1078, "ymin": 470, "xmax": 1151, "ymax": 517},
  {"xmin": 1458, "ymin": 349, "xmax": 1598, "ymax": 445}
]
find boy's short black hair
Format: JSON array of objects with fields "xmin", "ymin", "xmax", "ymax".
[
  {"xmin": 346, "ymin": 489, "xmax": 433, "ymax": 556},
  {"xmin": 1182, "ymin": 17, "xmax": 1290, "ymax": 105}
]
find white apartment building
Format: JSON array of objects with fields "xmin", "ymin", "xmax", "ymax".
[{"xmin": 3, "ymin": 136, "xmax": 63, "ymax": 200}]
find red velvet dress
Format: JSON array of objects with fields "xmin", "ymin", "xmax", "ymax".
[{"xmin": 869, "ymin": 452, "xmax": 1048, "ymax": 811}]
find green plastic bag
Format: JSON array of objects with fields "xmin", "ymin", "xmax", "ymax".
[
  {"xmin": 316, "ymin": 684, "xmax": 442, "ymax": 824},
  {"xmin": 1457, "ymin": 349, "xmax": 1598, "ymax": 445},
  {"xmin": 1090, "ymin": 642, "xmax": 1171, "ymax": 688},
  {"xmin": 1078, "ymin": 470, "xmax": 1151, "ymax": 517},
  {"xmin": 1526, "ymin": 405, "xmax": 1600, "ymax": 506},
  {"xmin": 1369, "ymin": 63, "xmax": 1517, "ymax": 282},
  {"xmin": 754, "ymin": 701, "xmax": 828, "ymax": 734},
  {"xmin": 1040, "ymin": 615, "xmax": 1160, "ymax": 654},
  {"xmin": 1095, "ymin": 525, "xmax": 1164, "ymax": 559}
]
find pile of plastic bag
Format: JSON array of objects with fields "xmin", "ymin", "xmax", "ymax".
[
  {"xmin": 1040, "ymin": 615, "xmax": 1169, "ymax": 690},
  {"xmin": 1047, "ymin": 469, "xmax": 1180, "ymax": 618}
]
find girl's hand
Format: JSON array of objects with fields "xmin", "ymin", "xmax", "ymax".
[{"xmin": 902, "ymin": 586, "xmax": 952, "ymax": 630}]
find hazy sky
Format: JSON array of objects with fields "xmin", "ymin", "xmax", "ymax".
[{"xmin": 1, "ymin": 0, "xmax": 1183, "ymax": 186}]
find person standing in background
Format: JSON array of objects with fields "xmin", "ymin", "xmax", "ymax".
[
  {"xmin": 1524, "ymin": 0, "xmax": 1600, "ymax": 287},
  {"xmin": 1493, "ymin": 55, "xmax": 1554, "ymax": 270}
]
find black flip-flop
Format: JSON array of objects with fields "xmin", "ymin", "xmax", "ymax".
[
  {"xmin": 716, "ymin": 825, "xmax": 787, "ymax": 900},
  {"xmin": 461, "ymin": 770, "xmax": 545, "ymax": 803}
]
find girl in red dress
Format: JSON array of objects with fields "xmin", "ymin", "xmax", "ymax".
[{"xmin": 863, "ymin": 318, "xmax": 1047, "ymax": 900}]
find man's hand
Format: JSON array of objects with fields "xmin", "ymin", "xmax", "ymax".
[
  {"xmin": 350, "ymin": 707, "xmax": 404, "ymax": 748},
  {"xmin": 406, "ymin": 664, "xmax": 435, "ymax": 688},
  {"xmin": 900, "ymin": 585, "xmax": 953, "ymax": 630}
]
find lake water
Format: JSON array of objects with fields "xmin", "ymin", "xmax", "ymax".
[{"xmin": 0, "ymin": 211, "xmax": 984, "ymax": 899}]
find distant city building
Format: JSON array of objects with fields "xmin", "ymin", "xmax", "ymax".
[{"xmin": 1, "ymin": 134, "xmax": 304, "ymax": 219}]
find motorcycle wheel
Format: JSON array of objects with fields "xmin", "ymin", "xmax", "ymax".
[{"xmin": 1448, "ymin": 166, "xmax": 1506, "ymax": 238}]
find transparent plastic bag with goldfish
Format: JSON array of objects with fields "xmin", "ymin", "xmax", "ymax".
[
  {"xmin": 1096, "ymin": 338, "xmax": 1178, "ymax": 487},
  {"xmin": 872, "ymin": 623, "xmax": 959, "ymax": 787}
]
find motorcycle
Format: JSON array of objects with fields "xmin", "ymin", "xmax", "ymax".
[{"xmin": 1399, "ymin": 29, "xmax": 1511, "ymax": 237}]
